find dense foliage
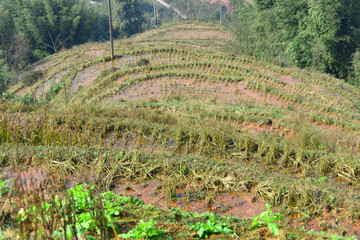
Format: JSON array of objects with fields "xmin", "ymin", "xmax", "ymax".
[
  {"xmin": 5, "ymin": 0, "xmax": 97, "ymax": 60},
  {"xmin": 139, "ymin": 0, "xmax": 229, "ymax": 28},
  {"xmin": 0, "ymin": 0, "xmax": 146, "ymax": 67},
  {"xmin": 231, "ymin": 0, "xmax": 360, "ymax": 82},
  {"xmin": 112, "ymin": 0, "xmax": 145, "ymax": 38},
  {"xmin": 0, "ymin": 50, "xmax": 9, "ymax": 95}
]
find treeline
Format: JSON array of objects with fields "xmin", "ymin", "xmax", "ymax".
[
  {"xmin": 0, "ymin": 0, "xmax": 144, "ymax": 95},
  {"xmin": 139, "ymin": 0, "xmax": 229, "ymax": 28},
  {"xmin": 231, "ymin": 0, "xmax": 360, "ymax": 84},
  {"xmin": 0, "ymin": 0, "xmax": 230, "ymax": 95}
]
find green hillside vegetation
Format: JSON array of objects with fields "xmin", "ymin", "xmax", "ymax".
[
  {"xmin": 1, "ymin": 22, "xmax": 360, "ymax": 239},
  {"xmin": 231, "ymin": 0, "xmax": 360, "ymax": 83}
]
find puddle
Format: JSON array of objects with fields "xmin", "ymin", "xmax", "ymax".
[
  {"xmin": 114, "ymin": 179, "xmax": 266, "ymax": 218},
  {"xmin": 3, "ymin": 166, "xmax": 49, "ymax": 192}
]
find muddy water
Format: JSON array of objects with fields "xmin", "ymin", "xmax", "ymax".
[
  {"xmin": 3, "ymin": 167, "xmax": 49, "ymax": 192},
  {"xmin": 114, "ymin": 179, "xmax": 360, "ymax": 238},
  {"xmin": 114, "ymin": 179, "xmax": 266, "ymax": 218}
]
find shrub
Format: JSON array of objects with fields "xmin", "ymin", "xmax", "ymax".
[
  {"xmin": 136, "ymin": 58, "xmax": 150, "ymax": 67},
  {"xmin": 121, "ymin": 219, "xmax": 165, "ymax": 239},
  {"xmin": 22, "ymin": 70, "xmax": 43, "ymax": 86}
]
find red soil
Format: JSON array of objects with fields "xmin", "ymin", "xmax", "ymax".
[
  {"xmin": 106, "ymin": 77, "xmax": 288, "ymax": 108},
  {"xmin": 114, "ymin": 178, "xmax": 360, "ymax": 238},
  {"xmin": 4, "ymin": 167, "xmax": 49, "ymax": 192},
  {"xmin": 114, "ymin": 179, "xmax": 266, "ymax": 218},
  {"xmin": 34, "ymin": 62, "xmax": 52, "ymax": 71}
]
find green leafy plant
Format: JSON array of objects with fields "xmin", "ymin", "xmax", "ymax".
[
  {"xmin": 192, "ymin": 212, "xmax": 233, "ymax": 238},
  {"xmin": 0, "ymin": 180, "xmax": 9, "ymax": 197},
  {"xmin": 121, "ymin": 219, "xmax": 165, "ymax": 239},
  {"xmin": 20, "ymin": 92, "xmax": 35, "ymax": 105},
  {"xmin": 67, "ymin": 184, "xmax": 141, "ymax": 236},
  {"xmin": 252, "ymin": 203, "xmax": 285, "ymax": 236},
  {"xmin": 307, "ymin": 229, "xmax": 357, "ymax": 240},
  {"xmin": 46, "ymin": 80, "xmax": 63, "ymax": 100},
  {"xmin": 18, "ymin": 184, "xmax": 144, "ymax": 239}
]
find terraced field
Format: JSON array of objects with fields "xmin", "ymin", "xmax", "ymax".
[{"xmin": 2, "ymin": 22, "xmax": 360, "ymax": 239}]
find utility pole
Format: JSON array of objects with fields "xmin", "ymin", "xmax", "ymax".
[
  {"xmin": 219, "ymin": 2, "xmax": 222, "ymax": 25},
  {"xmin": 156, "ymin": 2, "xmax": 159, "ymax": 26},
  {"xmin": 107, "ymin": 0, "xmax": 114, "ymax": 59},
  {"xmin": 188, "ymin": 0, "xmax": 192, "ymax": 22},
  {"xmin": 153, "ymin": 0, "xmax": 158, "ymax": 28}
]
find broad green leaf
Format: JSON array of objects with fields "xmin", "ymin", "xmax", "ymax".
[
  {"xmin": 268, "ymin": 222, "xmax": 279, "ymax": 236},
  {"xmin": 198, "ymin": 227, "xmax": 205, "ymax": 238}
]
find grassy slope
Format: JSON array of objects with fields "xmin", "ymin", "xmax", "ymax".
[{"xmin": 2, "ymin": 21, "xmax": 360, "ymax": 239}]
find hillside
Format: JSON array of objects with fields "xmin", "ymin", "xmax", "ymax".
[{"xmin": 2, "ymin": 22, "xmax": 360, "ymax": 239}]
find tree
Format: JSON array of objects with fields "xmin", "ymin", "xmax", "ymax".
[
  {"xmin": 230, "ymin": 0, "xmax": 256, "ymax": 55},
  {"xmin": 301, "ymin": 0, "xmax": 357, "ymax": 78},
  {"xmin": 0, "ymin": 50, "xmax": 9, "ymax": 96},
  {"xmin": 112, "ymin": 0, "xmax": 145, "ymax": 38},
  {"xmin": 350, "ymin": 50, "xmax": 360, "ymax": 86},
  {"xmin": 12, "ymin": 0, "xmax": 96, "ymax": 59},
  {"xmin": 255, "ymin": 0, "xmax": 275, "ymax": 10},
  {"xmin": 232, "ymin": 0, "xmax": 360, "ymax": 80}
]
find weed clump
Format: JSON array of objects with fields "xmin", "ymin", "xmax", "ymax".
[
  {"xmin": 136, "ymin": 58, "xmax": 150, "ymax": 67},
  {"xmin": 22, "ymin": 70, "xmax": 43, "ymax": 86}
]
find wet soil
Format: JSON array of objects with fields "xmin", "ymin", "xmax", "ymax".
[
  {"xmin": 35, "ymin": 70, "xmax": 70, "ymax": 98},
  {"xmin": 105, "ymin": 77, "xmax": 288, "ymax": 108},
  {"xmin": 114, "ymin": 179, "xmax": 360, "ymax": 238},
  {"xmin": 3, "ymin": 167, "xmax": 49, "ymax": 193},
  {"xmin": 34, "ymin": 62, "xmax": 52, "ymax": 71},
  {"xmin": 3, "ymin": 164, "xmax": 360, "ymax": 238},
  {"xmin": 114, "ymin": 179, "xmax": 266, "ymax": 218}
]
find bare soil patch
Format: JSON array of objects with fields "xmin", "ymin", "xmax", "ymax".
[
  {"xmin": 162, "ymin": 30, "xmax": 232, "ymax": 40},
  {"xmin": 70, "ymin": 56, "xmax": 140, "ymax": 96},
  {"xmin": 106, "ymin": 77, "xmax": 288, "ymax": 108},
  {"xmin": 15, "ymin": 86, "xmax": 31, "ymax": 97},
  {"xmin": 84, "ymin": 50, "xmax": 105, "ymax": 58},
  {"xmin": 35, "ymin": 70, "xmax": 69, "ymax": 98}
]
